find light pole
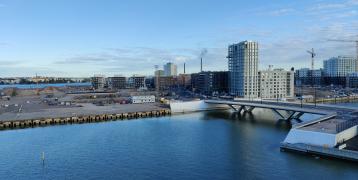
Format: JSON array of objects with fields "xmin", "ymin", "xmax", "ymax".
[
  {"xmin": 300, "ymin": 84, "xmax": 303, "ymax": 108},
  {"xmin": 314, "ymin": 86, "xmax": 317, "ymax": 107},
  {"xmin": 260, "ymin": 87, "xmax": 262, "ymax": 104}
]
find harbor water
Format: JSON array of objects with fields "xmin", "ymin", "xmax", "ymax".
[
  {"xmin": 0, "ymin": 107, "xmax": 357, "ymax": 179},
  {"xmin": 0, "ymin": 83, "xmax": 91, "ymax": 89}
]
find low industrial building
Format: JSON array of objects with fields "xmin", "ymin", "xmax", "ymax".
[
  {"xmin": 128, "ymin": 75, "xmax": 146, "ymax": 89},
  {"xmin": 346, "ymin": 73, "xmax": 358, "ymax": 88},
  {"xmin": 130, "ymin": 95, "xmax": 155, "ymax": 104},
  {"xmin": 107, "ymin": 76, "xmax": 126, "ymax": 89},
  {"xmin": 91, "ymin": 75, "xmax": 106, "ymax": 90},
  {"xmin": 177, "ymin": 74, "xmax": 192, "ymax": 89},
  {"xmin": 155, "ymin": 76, "xmax": 177, "ymax": 91},
  {"xmin": 191, "ymin": 71, "xmax": 228, "ymax": 96}
]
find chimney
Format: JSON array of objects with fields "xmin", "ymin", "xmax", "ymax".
[
  {"xmin": 201, "ymin": 58, "xmax": 203, "ymax": 72},
  {"xmin": 184, "ymin": 63, "xmax": 186, "ymax": 74}
]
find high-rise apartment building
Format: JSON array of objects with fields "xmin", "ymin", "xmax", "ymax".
[
  {"xmin": 154, "ymin": 70, "xmax": 165, "ymax": 77},
  {"xmin": 228, "ymin": 41, "xmax": 259, "ymax": 98},
  {"xmin": 323, "ymin": 56, "xmax": 357, "ymax": 77},
  {"xmin": 164, "ymin": 62, "xmax": 177, "ymax": 76}
]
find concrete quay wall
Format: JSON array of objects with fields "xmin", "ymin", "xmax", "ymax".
[
  {"xmin": 0, "ymin": 109, "xmax": 171, "ymax": 130},
  {"xmin": 281, "ymin": 143, "xmax": 358, "ymax": 162}
]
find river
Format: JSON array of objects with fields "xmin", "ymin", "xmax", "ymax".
[{"xmin": 0, "ymin": 107, "xmax": 357, "ymax": 179}]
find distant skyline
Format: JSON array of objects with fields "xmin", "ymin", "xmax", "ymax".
[{"xmin": 0, "ymin": 0, "xmax": 357, "ymax": 77}]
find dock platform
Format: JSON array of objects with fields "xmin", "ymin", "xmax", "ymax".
[{"xmin": 281, "ymin": 143, "xmax": 358, "ymax": 162}]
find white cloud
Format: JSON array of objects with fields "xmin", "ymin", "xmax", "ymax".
[{"xmin": 268, "ymin": 8, "xmax": 296, "ymax": 16}]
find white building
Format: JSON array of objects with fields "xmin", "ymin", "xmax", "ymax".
[
  {"xmin": 164, "ymin": 62, "xmax": 177, "ymax": 76},
  {"xmin": 130, "ymin": 95, "xmax": 155, "ymax": 104},
  {"xmin": 228, "ymin": 41, "xmax": 259, "ymax": 98},
  {"xmin": 323, "ymin": 56, "xmax": 357, "ymax": 77},
  {"xmin": 258, "ymin": 67, "xmax": 294, "ymax": 99}
]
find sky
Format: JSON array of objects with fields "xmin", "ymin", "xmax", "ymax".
[{"xmin": 0, "ymin": 0, "xmax": 357, "ymax": 77}]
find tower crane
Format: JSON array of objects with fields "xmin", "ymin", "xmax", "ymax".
[
  {"xmin": 328, "ymin": 37, "xmax": 358, "ymax": 63},
  {"xmin": 307, "ymin": 48, "xmax": 316, "ymax": 70}
]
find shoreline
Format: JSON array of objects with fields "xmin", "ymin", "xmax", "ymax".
[{"xmin": 0, "ymin": 108, "xmax": 171, "ymax": 130}]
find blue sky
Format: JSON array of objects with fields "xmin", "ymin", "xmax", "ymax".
[{"xmin": 0, "ymin": 0, "xmax": 357, "ymax": 77}]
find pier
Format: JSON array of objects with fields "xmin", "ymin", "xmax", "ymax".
[{"xmin": 0, "ymin": 109, "xmax": 171, "ymax": 130}]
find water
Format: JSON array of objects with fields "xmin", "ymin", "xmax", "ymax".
[
  {"xmin": 0, "ymin": 83, "xmax": 91, "ymax": 89},
  {"xmin": 0, "ymin": 109, "xmax": 357, "ymax": 179}
]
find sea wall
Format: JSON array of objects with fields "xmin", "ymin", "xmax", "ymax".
[
  {"xmin": 336, "ymin": 125, "xmax": 358, "ymax": 144},
  {"xmin": 0, "ymin": 109, "xmax": 171, "ymax": 130},
  {"xmin": 284, "ymin": 125, "xmax": 358, "ymax": 148}
]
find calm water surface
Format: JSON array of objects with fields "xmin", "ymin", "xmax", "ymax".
[
  {"xmin": 0, "ymin": 107, "xmax": 357, "ymax": 179},
  {"xmin": 0, "ymin": 83, "xmax": 91, "ymax": 89}
]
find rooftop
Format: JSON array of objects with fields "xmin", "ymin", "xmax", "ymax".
[{"xmin": 299, "ymin": 117, "xmax": 348, "ymax": 134}]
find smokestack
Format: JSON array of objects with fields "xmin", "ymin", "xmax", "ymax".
[
  {"xmin": 201, "ymin": 58, "xmax": 203, "ymax": 72},
  {"xmin": 184, "ymin": 63, "xmax": 186, "ymax": 74}
]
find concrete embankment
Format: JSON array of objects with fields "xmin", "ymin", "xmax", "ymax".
[
  {"xmin": 0, "ymin": 109, "xmax": 171, "ymax": 130},
  {"xmin": 281, "ymin": 143, "xmax": 358, "ymax": 162}
]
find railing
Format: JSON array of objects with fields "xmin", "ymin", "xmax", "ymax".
[{"xmin": 336, "ymin": 119, "xmax": 358, "ymax": 133}]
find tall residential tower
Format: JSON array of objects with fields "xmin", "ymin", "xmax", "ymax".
[
  {"xmin": 227, "ymin": 41, "xmax": 259, "ymax": 98},
  {"xmin": 164, "ymin": 62, "xmax": 178, "ymax": 76}
]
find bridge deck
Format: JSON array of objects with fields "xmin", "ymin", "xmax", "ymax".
[{"xmin": 205, "ymin": 100, "xmax": 332, "ymax": 115}]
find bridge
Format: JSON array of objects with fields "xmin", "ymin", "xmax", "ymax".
[
  {"xmin": 204, "ymin": 99, "xmax": 358, "ymax": 161},
  {"xmin": 204, "ymin": 100, "xmax": 357, "ymax": 122}
]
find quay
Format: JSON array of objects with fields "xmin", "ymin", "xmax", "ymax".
[
  {"xmin": 281, "ymin": 143, "xmax": 358, "ymax": 162},
  {"xmin": 0, "ymin": 104, "xmax": 171, "ymax": 130}
]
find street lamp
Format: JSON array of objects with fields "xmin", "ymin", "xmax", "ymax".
[
  {"xmin": 260, "ymin": 87, "xmax": 262, "ymax": 104},
  {"xmin": 314, "ymin": 85, "xmax": 317, "ymax": 107},
  {"xmin": 300, "ymin": 84, "xmax": 303, "ymax": 108}
]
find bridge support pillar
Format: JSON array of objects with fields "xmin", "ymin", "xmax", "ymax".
[
  {"xmin": 228, "ymin": 104, "xmax": 238, "ymax": 111},
  {"xmin": 228, "ymin": 105, "xmax": 256, "ymax": 114},
  {"xmin": 238, "ymin": 106, "xmax": 245, "ymax": 113},
  {"xmin": 272, "ymin": 109, "xmax": 304, "ymax": 122},
  {"xmin": 245, "ymin": 106, "xmax": 255, "ymax": 113}
]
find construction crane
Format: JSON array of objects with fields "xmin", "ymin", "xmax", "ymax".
[
  {"xmin": 328, "ymin": 37, "xmax": 358, "ymax": 62},
  {"xmin": 307, "ymin": 48, "xmax": 316, "ymax": 70}
]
